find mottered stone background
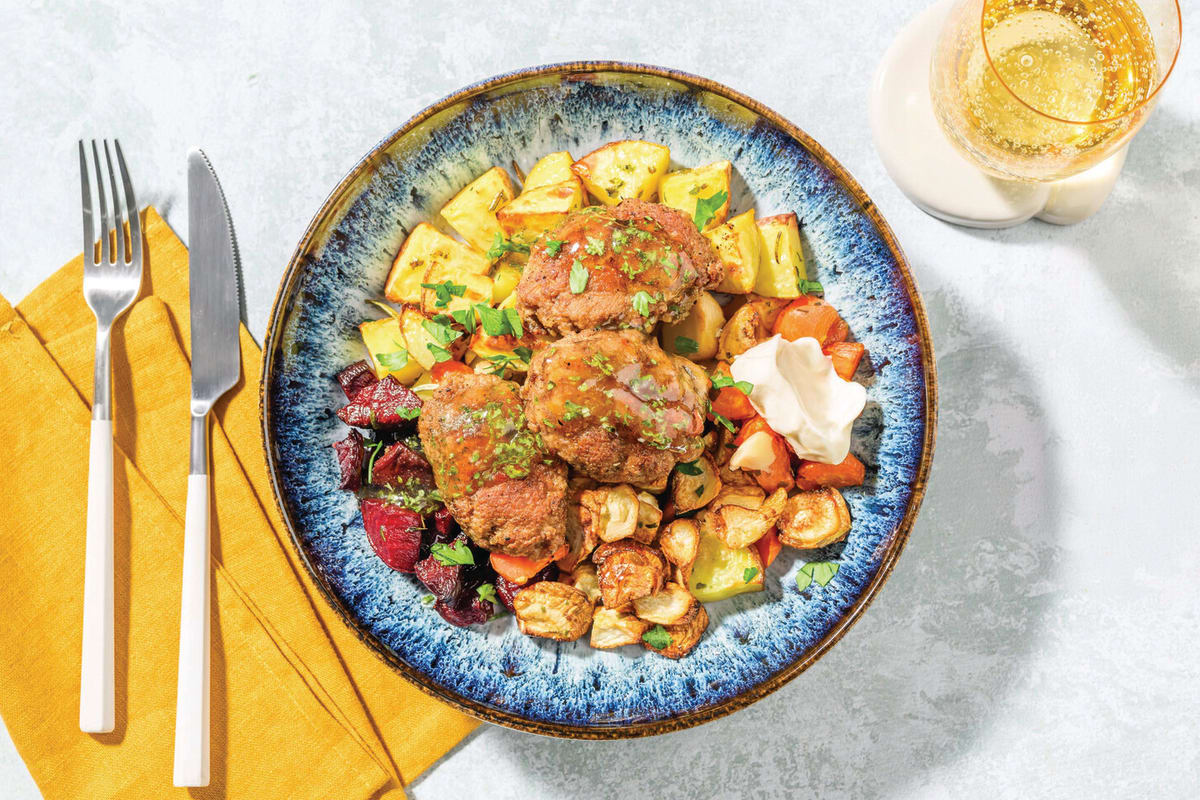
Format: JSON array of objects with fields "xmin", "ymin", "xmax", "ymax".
[{"xmin": 1, "ymin": 0, "xmax": 1197, "ymax": 797}]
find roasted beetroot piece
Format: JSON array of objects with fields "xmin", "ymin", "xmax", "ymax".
[
  {"xmin": 434, "ymin": 596, "xmax": 493, "ymax": 627},
  {"xmin": 415, "ymin": 556, "xmax": 466, "ymax": 606},
  {"xmin": 431, "ymin": 507, "xmax": 458, "ymax": 542},
  {"xmin": 360, "ymin": 498, "xmax": 423, "ymax": 573},
  {"xmin": 493, "ymin": 563, "xmax": 559, "ymax": 612},
  {"xmin": 337, "ymin": 376, "xmax": 422, "ymax": 430},
  {"xmin": 369, "ymin": 440, "xmax": 433, "ymax": 488},
  {"xmin": 336, "ymin": 359, "xmax": 378, "ymax": 400},
  {"xmin": 332, "ymin": 429, "xmax": 365, "ymax": 490}
]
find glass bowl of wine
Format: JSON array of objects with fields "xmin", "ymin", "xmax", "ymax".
[{"xmin": 930, "ymin": 0, "xmax": 1181, "ymax": 182}]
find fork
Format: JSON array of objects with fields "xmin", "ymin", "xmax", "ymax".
[{"xmin": 78, "ymin": 139, "xmax": 142, "ymax": 734}]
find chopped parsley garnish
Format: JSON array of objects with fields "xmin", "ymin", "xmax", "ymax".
[
  {"xmin": 743, "ymin": 567, "xmax": 759, "ymax": 583},
  {"xmin": 544, "ymin": 238, "xmax": 565, "ymax": 257},
  {"xmin": 486, "ymin": 232, "xmax": 530, "ymax": 260},
  {"xmin": 586, "ymin": 352, "xmax": 614, "ymax": 375},
  {"xmin": 711, "ymin": 410, "xmax": 737, "ymax": 433},
  {"xmin": 642, "ymin": 625, "xmax": 672, "ymax": 650},
  {"xmin": 476, "ymin": 583, "xmax": 498, "ymax": 605},
  {"xmin": 395, "ymin": 406, "xmax": 420, "ymax": 421},
  {"xmin": 420, "ymin": 280, "xmax": 466, "ymax": 308},
  {"xmin": 631, "ymin": 290, "xmax": 655, "ymax": 317},
  {"xmin": 422, "ymin": 317, "xmax": 461, "ymax": 346},
  {"xmin": 427, "ymin": 342, "xmax": 453, "ymax": 362},
  {"xmin": 795, "ymin": 561, "xmax": 840, "ymax": 592},
  {"xmin": 673, "ymin": 336, "xmax": 699, "ymax": 355},
  {"xmin": 450, "ymin": 306, "xmax": 477, "ymax": 333},
  {"xmin": 561, "ymin": 400, "xmax": 590, "ymax": 422},
  {"xmin": 419, "ymin": 593, "xmax": 436, "ymax": 607},
  {"xmin": 675, "ymin": 460, "xmax": 704, "ymax": 476},
  {"xmin": 514, "ymin": 346, "xmax": 533, "ymax": 363},
  {"xmin": 376, "ymin": 347, "xmax": 409, "ymax": 370},
  {"xmin": 711, "ymin": 373, "xmax": 754, "ymax": 395},
  {"xmin": 692, "ymin": 190, "xmax": 728, "ymax": 230},
  {"xmin": 569, "ymin": 259, "xmax": 589, "ymax": 294},
  {"xmin": 584, "ymin": 236, "xmax": 606, "ymax": 256},
  {"xmin": 503, "ymin": 308, "xmax": 523, "ymax": 339},
  {"xmin": 475, "ymin": 304, "xmax": 524, "ymax": 338},
  {"xmin": 364, "ymin": 439, "xmax": 387, "ymax": 484},
  {"xmin": 430, "ymin": 540, "xmax": 475, "ymax": 566},
  {"xmin": 799, "ymin": 279, "xmax": 824, "ymax": 296}
]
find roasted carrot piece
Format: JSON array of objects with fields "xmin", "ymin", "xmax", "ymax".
[
  {"xmin": 772, "ymin": 296, "xmax": 841, "ymax": 345},
  {"xmin": 491, "ymin": 545, "xmax": 566, "ymax": 586},
  {"xmin": 709, "ymin": 360, "xmax": 756, "ymax": 420},
  {"xmin": 797, "ymin": 453, "xmax": 865, "ymax": 488},
  {"xmin": 734, "ymin": 417, "xmax": 794, "ymax": 492},
  {"xmin": 755, "ymin": 528, "xmax": 782, "ymax": 568},
  {"xmin": 431, "ymin": 360, "xmax": 473, "ymax": 381},
  {"xmin": 823, "ymin": 341, "xmax": 865, "ymax": 380}
]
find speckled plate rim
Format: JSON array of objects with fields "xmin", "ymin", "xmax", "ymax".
[{"xmin": 260, "ymin": 60, "xmax": 938, "ymax": 739}]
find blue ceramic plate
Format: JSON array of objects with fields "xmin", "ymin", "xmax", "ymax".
[{"xmin": 261, "ymin": 62, "xmax": 936, "ymax": 738}]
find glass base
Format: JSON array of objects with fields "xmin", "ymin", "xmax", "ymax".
[{"xmin": 868, "ymin": 0, "xmax": 1126, "ymax": 228}]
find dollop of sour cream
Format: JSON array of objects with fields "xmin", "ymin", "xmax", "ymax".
[{"xmin": 730, "ymin": 335, "xmax": 866, "ymax": 464}]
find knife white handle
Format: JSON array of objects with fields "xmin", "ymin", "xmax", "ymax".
[
  {"xmin": 80, "ymin": 418, "xmax": 115, "ymax": 734},
  {"xmin": 173, "ymin": 470, "xmax": 210, "ymax": 787}
]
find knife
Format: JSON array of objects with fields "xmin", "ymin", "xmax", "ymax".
[{"xmin": 174, "ymin": 149, "xmax": 242, "ymax": 788}]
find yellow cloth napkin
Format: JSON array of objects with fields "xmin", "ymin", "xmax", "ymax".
[{"xmin": 0, "ymin": 208, "xmax": 477, "ymax": 799}]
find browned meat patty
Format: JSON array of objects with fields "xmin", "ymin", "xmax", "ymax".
[
  {"xmin": 522, "ymin": 329, "xmax": 709, "ymax": 489},
  {"xmin": 418, "ymin": 372, "xmax": 567, "ymax": 559},
  {"xmin": 515, "ymin": 199, "xmax": 724, "ymax": 336}
]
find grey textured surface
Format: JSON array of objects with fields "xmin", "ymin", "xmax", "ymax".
[{"xmin": 1, "ymin": 1, "xmax": 1197, "ymax": 798}]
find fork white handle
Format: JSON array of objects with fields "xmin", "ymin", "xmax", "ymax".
[
  {"xmin": 174, "ymin": 416, "xmax": 210, "ymax": 787},
  {"xmin": 80, "ymin": 417, "xmax": 115, "ymax": 734}
]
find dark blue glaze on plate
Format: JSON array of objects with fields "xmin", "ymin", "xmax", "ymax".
[{"xmin": 261, "ymin": 62, "xmax": 936, "ymax": 738}]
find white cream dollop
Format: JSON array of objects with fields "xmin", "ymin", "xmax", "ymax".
[{"xmin": 730, "ymin": 335, "xmax": 866, "ymax": 464}]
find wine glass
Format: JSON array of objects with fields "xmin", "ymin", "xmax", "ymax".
[{"xmin": 930, "ymin": 0, "xmax": 1181, "ymax": 183}]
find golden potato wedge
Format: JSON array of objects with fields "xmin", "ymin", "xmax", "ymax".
[
  {"xmin": 671, "ymin": 454, "xmax": 722, "ymax": 514},
  {"xmin": 643, "ymin": 604, "xmax": 708, "ymax": 659},
  {"xmin": 490, "ymin": 255, "xmax": 525, "ymax": 304},
  {"xmin": 687, "ymin": 531, "xmax": 764, "ymax": 602},
  {"xmin": 744, "ymin": 295, "xmax": 792, "ymax": 331},
  {"xmin": 661, "ymin": 291, "xmax": 723, "ymax": 360},
  {"xmin": 593, "ymin": 540, "xmax": 667, "ymax": 610},
  {"xmin": 632, "ymin": 582, "xmax": 698, "ymax": 626},
  {"xmin": 778, "ymin": 487, "xmax": 852, "ymax": 549},
  {"xmin": 590, "ymin": 606, "xmax": 651, "ymax": 649},
  {"xmin": 634, "ymin": 491, "xmax": 663, "ymax": 544},
  {"xmin": 569, "ymin": 563, "xmax": 602, "ymax": 605},
  {"xmin": 358, "ymin": 315, "xmax": 423, "ymax": 385},
  {"xmin": 571, "ymin": 140, "xmax": 670, "ymax": 206},
  {"xmin": 523, "ymin": 150, "xmax": 575, "ymax": 190},
  {"xmin": 716, "ymin": 301, "xmax": 771, "ymax": 362},
  {"xmin": 399, "ymin": 307, "xmax": 451, "ymax": 370},
  {"xmin": 658, "ymin": 161, "xmax": 732, "ymax": 231},
  {"xmin": 420, "ymin": 270, "xmax": 493, "ymax": 316},
  {"xmin": 439, "ymin": 166, "xmax": 515, "ymax": 254},
  {"xmin": 513, "ymin": 581, "xmax": 592, "ymax": 641},
  {"xmin": 658, "ymin": 519, "xmax": 700, "ymax": 572},
  {"xmin": 754, "ymin": 213, "xmax": 806, "ymax": 298},
  {"xmin": 706, "ymin": 210, "xmax": 760, "ymax": 294},
  {"xmin": 385, "ymin": 223, "xmax": 491, "ymax": 305},
  {"xmin": 580, "ymin": 484, "xmax": 640, "ymax": 544},
  {"xmin": 710, "ymin": 487, "xmax": 788, "ymax": 548},
  {"xmin": 496, "ymin": 178, "xmax": 584, "ymax": 245}
]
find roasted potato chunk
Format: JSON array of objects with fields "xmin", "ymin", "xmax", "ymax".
[
  {"xmin": 420, "ymin": 270, "xmax": 493, "ymax": 316},
  {"xmin": 523, "ymin": 151, "xmax": 575, "ymax": 190},
  {"xmin": 439, "ymin": 166, "xmax": 515, "ymax": 254},
  {"xmin": 643, "ymin": 604, "xmax": 708, "ymax": 659},
  {"xmin": 513, "ymin": 581, "xmax": 592, "ymax": 641},
  {"xmin": 710, "ymin": 487, "xmax": 788, "ymax": 548},
  {"xmin": 358, "ymin": 315, "xmax": 423, "ymax": 385},
  {"xmin": 385, "ymin": 222, "xmax": 491, "ymax": 305},
  {"xmin": 593, "ymin": 540, "xmax": 667, "ymax": 610},
  {"xmin": 717, "ymin": 301, "xmax": 771, "ymax": 362},
  {"xmin": 634, "ymin": 491, "xmax": 663, "ymax": 544},
  {"xmin": 706, "ymin": 210, "xmax": 760, "ymax": 294},
  {"xmin": 580, "ymin": 484, "xmax": 640, "ymax": 543},
  {"xmin": 571, "ymin": 140, "xmax": 670, "ymax": 205},
  {"xmin": 661, "ymin": 291, "xmax": 723, "ymax": 360},
  {"xmin": 778, "ymin": 487, "xmax": 852, "ymax": 549},
  {"xmin": 399, "ymin": 307, "xmax": 465, "ymax": 370},
  {"xmin": 496, "ymin": 178, "xmax": 584, "ymax": 245},
  {"xmin": 569, "ymin": 563, "xmax": 602, "ymax": 605},
  {"xmin": 658, "ymin": 519, "xmax": 700, "ymax": 572},
  {"xmin": 590, "ymin": 606, "xmax": 651, "ymax": 649},
  {"xmin": 671, "ymin": 454, "xmax": 722, "ymax": 514},
  {"xmin": 490, "ymin": 255, "xmax": 525, "ymax": 304},
  {"xmin": 754, "ymin": 213, "xmax": 806, "ymax": 298},
  {"xmin": 687, "ymin": 531, "xmax": 764, "ymax": 602},
  {"xmin": 632, "ymin": 582, "xmax": 698, "ymax": 626},
  {"xmin": 658, "ymin": 161, "xmax": 732, "ymax": 231}
]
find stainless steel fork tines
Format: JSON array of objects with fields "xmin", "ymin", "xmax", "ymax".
[{"xmin": 78, "ymin": 139, "xmax": 142, "ymax": 734}]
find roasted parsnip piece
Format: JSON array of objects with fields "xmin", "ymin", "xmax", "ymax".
[
  {"xmin": 778, "ymin": 487, "xmax": 852, "ymax": 549},
  {"xmin": 658, "ymin": 519, "xmax": 700, "ymax": 573},
  {"xmin": 593, "ymin": 540, "xmax": 667, "ymax": 610},
  {"xmin": 590, "ymin": 607, "xmax": 651, "ymax": 649},
  {"xmin": 710, "ymin": 487, "xmax": 788, "ymax": 548},
  {"xmin": 717, "ymin": 301, "xmax": 771, "ymax": 362},
  {"xmin": 569, "ymin": 563, "xmax": 602, "ymax": 605},
  {"xmin": 632, "ymin": 582, "xmax": 698, "ymax": 626},
  {"xmin": 671, "ymin": 454, "xmax": 722, "ymax": 514},
  {"xmin": 513, "ymin": 581, "xmax": 592, "ymax": 641},
  {"xmin": 580, "ymin": 484, "xmax": 641, "ymax": 543},
  {"xmin": 634, "ymin": 491, "xmax": 663, "ymax": 544},
  {"xmin": 643, "ymin": 604, "xmax": 709, "ymax": 659}
]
